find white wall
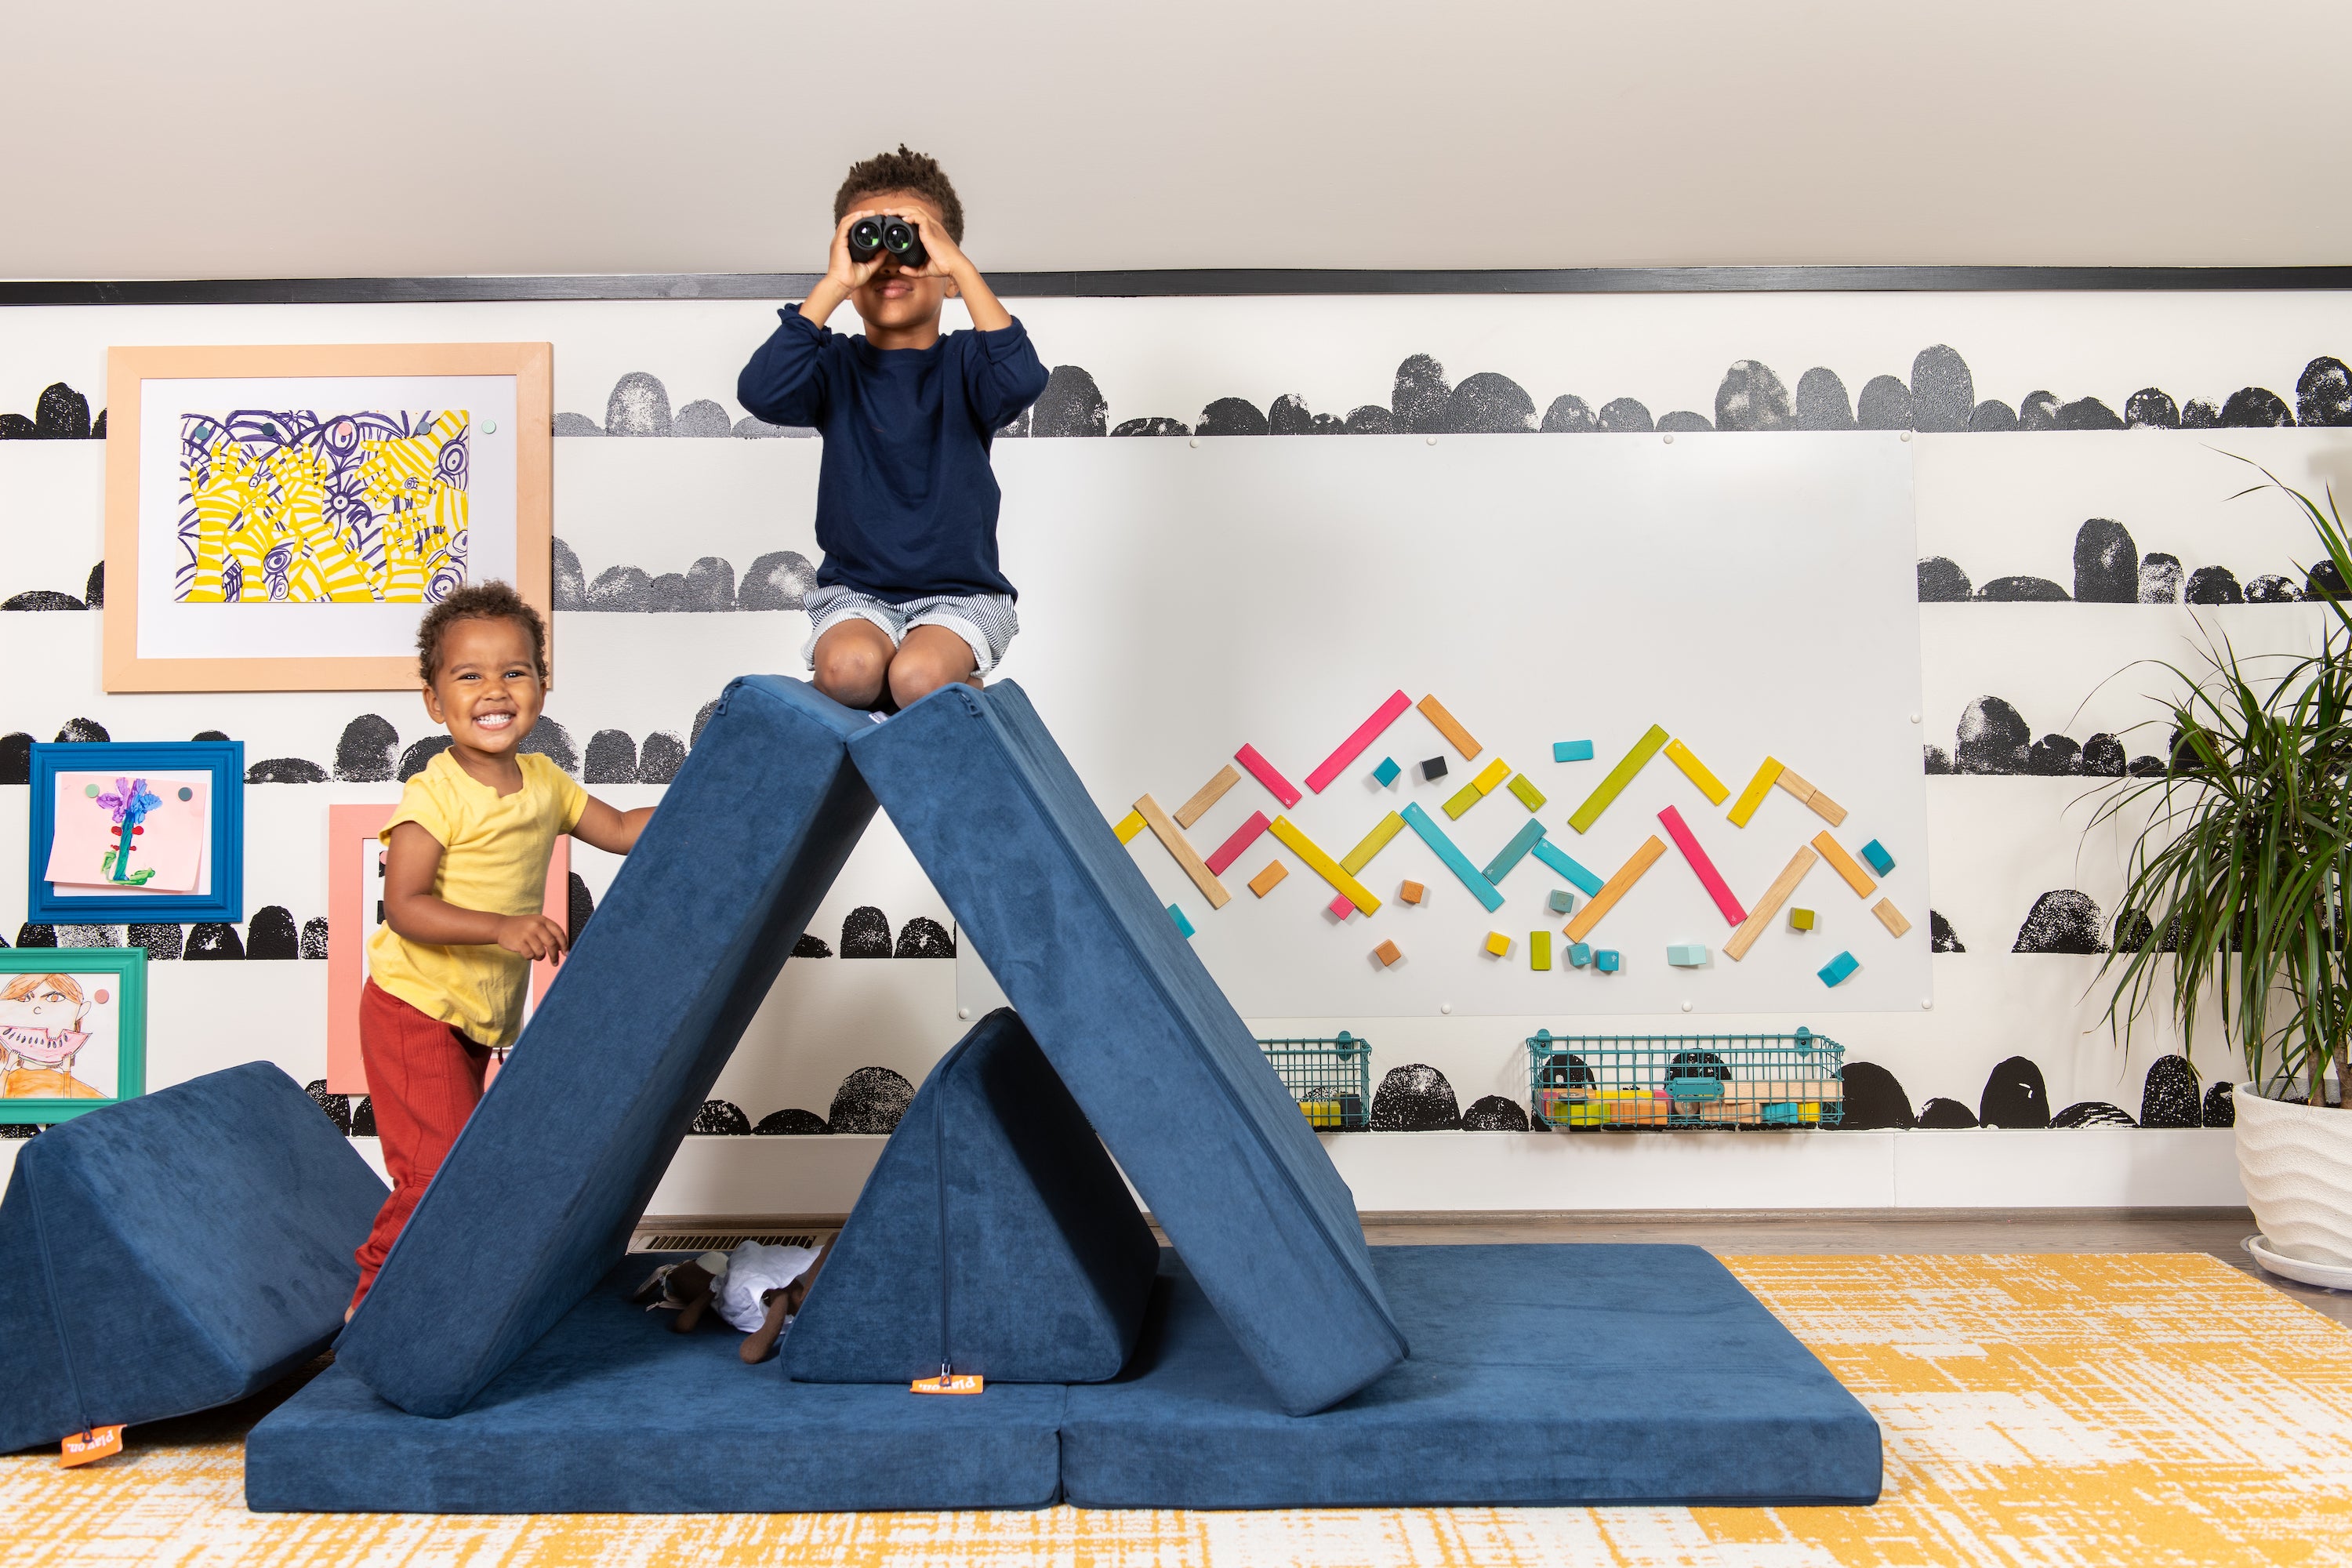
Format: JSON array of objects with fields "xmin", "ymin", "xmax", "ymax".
[{"xmin": 5, "ymin": 0, "xmax": 2352, "ymax": 278}]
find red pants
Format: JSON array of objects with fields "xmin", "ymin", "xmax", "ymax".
[{"xmin": 350, "ymin": 979, "xmax": 490, "ymax": 1312}]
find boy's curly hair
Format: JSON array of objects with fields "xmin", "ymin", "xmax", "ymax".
[
  {"xmin": 416, "ymin": 581, "xmax": 548, "ymax": 684},
  {"xmin": 834, "ymin": 145, "xmax": 965, "ymax": 243}
]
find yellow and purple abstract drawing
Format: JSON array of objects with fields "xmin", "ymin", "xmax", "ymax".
[{"xmin": 176, "ymin": 410, "xmax": 469, "ymax": 604}]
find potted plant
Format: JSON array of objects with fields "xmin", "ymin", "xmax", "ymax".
[{"xmin": 2091, "ymin": 466, "xmax": 2352, "ymax": 1283}]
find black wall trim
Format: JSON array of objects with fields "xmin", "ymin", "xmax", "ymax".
[{"xmin": 5, "ymin": 265, "xmax": 2352, "ymax": 307}]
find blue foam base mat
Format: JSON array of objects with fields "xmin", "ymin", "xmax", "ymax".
[{"xmin": 248, "ymin": 1245, "xmax": 1878, "ymax": 1512}]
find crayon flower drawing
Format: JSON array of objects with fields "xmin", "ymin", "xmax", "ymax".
[
  {"xmin": 177, "ymin": 409, "xmax": 470, "ymax": 604},
  {"xmin": 96, "ymin": 776, "xmax": 162, "ymax": 884}
]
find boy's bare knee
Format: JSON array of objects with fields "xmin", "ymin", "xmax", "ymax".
[
  {"xmin": 887, "ymin": 632, "xmax": 977, "ymax": 709},
  {"xmin": 812, "ymin": 625, "xmax": 891, "ymax": 705}
]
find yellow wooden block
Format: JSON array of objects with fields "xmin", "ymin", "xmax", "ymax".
[
  {"xmin": 1339, "ymin": 811, "xmax": 1406, "ymax": 875},
  {"xmin": 1113, "ymin": 810, "xmax": 1146, "ymax": 844},
  {"xmin": 1726, "ymin": 757, "xmax": 1784, "ymax": 827},
  {"xmin": 1173, "ymin": 763, "xmax": 1241, "ymax": 829},
  {"xmin": 1268, "ymin": 816, "xmax": 1382, "ymax": 913},
  {"xmin": 1811, "ymin": 830, "xmax": 1878, "ymax": 898},
  {"xmin": 1872, "ymin": 896, "xmax": 1912, "ymax": 938},
  {"xmin": 1441, "ymin": 779, "xmax": 1485, "ymax": 818},
  {"xmin": 1562, "ymin": 835, "xmax": 1668, "ymax": 943},
  {"xmin": 1134, "ymin": 793, "xmax": 1231, "ymax": 909},
  {"xmin": 1506, "ymin": 773, "xmax": 1547, "ymax": 811},
  {"xmin": 1472, "ymin": 757, "xmax": 1512, "ymax": 795},
  {"xmin": 1663, "ymin": 739, "xmax": 1730, "ymax": 805},
  {"xmin": 1399, "ymin": 880, "xmax": 1425, "ymax": 905},
  {"xmin": 1247, "ymin": 860, "xmax": 1289, "ymax": 898},
  {"xmin": 1484, "ymin": 931, "xmax": 1512, "ymax": 957},
  {"xmin": 1417, "ymin": 694, "xmax": 1483, "ymax": 759},
  {"xmin": 1724, "ymin": 844, "xmax": 1820, "ymax": 961}
]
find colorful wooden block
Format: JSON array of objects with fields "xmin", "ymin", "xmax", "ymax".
[
  {"xmin": 1372, "ymin": 757, "xmax": 1402, "ymax": 787},
  {"xmin": 1203, "ymin": 810, "xmax": 1272, "ymax": 877},
  {"xmin": 1790, "ymin": 907, "xmax": 1816, "ymax": 931},
  {"xmin": 1530, "ymin": 931, "xmax": 1552, "ymax": 970},
  {"xmin": 1480, "ymin": 818, "xmax": 1548, "ymax": 884},
  {"xmin": 1811, "ymin": 830, "xmax": 1878, "ymax": 898},
  {"xmin": 1420, "ymin": 755, "xmax": 1449, "ymax": 782},
  {"xmin": 1552, "ymin": 739, "xmax": 1595, "ymax": 763},
  {"xmin": 1817, "ymin": 949, "xmax": 1859, "ymax": 987},
  {"xmin": 1472, "ymin": 757, "xmax": 1512, "ymax": 796},
  {"xmin": 1374, "ymin": 938, "xmax": 1402, "ymax": 967},
  {"xmin": 1506, "ymin": 773, "xmax": 1547, "ymax": 811},
  {"xmin": 1167, "ymin": 904, "xmax": 1195, "ymax": 939},
  {"xmin": 1398, "ymin": 802, "xmax": 1506, "ymax": 912},
  {"xmin": 1134, "ymin": 793, "xmax": 1232, "ymax": 909},
  {"xmin": 1563, "ymin": 835, "xmax": 1667, "ymax": 942},
  {"xmin": 1548, "ymin": 888, "xmax": 1575, "ymax": 914},
  {"xmin": 1399, "ymin": 880, "xmax": 1426, "ymax": 904},
  {"xmin": 1666, "ymin": 942, "xmax": 1709, "ymax": 967},
  {"xmin": 1663, "ymin": 739, "xmax": 1730, "ymax": 806},
  {"xmin": 1657, "ymin": 804, "xmax": 1748, "ymax": 926},
  {"xmin": 1530, "ymin": 838, "xmax": 1606, "ymax": 897},
  {"xmin": 1173, "ymin": 763, "xmax": 1241, "ymax": 829},
  {"xmin": 1305, "ymin": 689, "xmax": 1411, "ymax": 794},
  {"xmin": 1248, "ymin": 860, "xmax": 1289, "ymax": 898},
  {"xmin": 1567, "ymin": 724, "xmax": 1669, "ymax": 833},
  {"xmin": 1595, "ymin": 948, "xmax": 1621, "ymax": 973},
  {"xmin": 1338, "ymin": 811, "xmax": 1406, "ymax": 875},
  {"xmin": 1871, "ymin": 897, "xmax": 1912, "ymax": 938},
  {"xmin": 1860, "ymin": 838, "xmax": 1896, "ymax": 877},
  {"xmin": 1484, "ymin": 931, "xmax": 1512, "ymax": 958},
  {"xmin": 1234, "ymin": 743, "xmax": 1302, "ymax": 809},
  {"xmin": 1417, "ymin": 694, "xmax": 1483, "ymax": 759},
  {"xmin": 1267, "ymin": 815, "xmax": 1382, "ymax": 913},
  {"xmin": 1441, "ymin": 779, "xmax": 1484, "ymax": 818},
  {"xmin": 1329, "ymin": 894, "xmax": 1355, "ymax": 919},
  {"xmin": 1726, "ymin": 757, "xmax": 1784, "ymax": 828},
  {"xmin": 1775, "ymin": 764, "xmax": 1848, "ymax": 828},
  {"xmin": 1568, "ymin": 942, "xmax": 1593, "ymax": 967},
  {"xmin": 1724, "ymin": 845, "xmax": 1819, "ymax": 961},
  {"xmin": 1113, "ymin": 809, "xmax": 1146, "ymax": 844}
]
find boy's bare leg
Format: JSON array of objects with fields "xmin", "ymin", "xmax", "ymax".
[
  {"xmin": 811, "ymin": 619, "xmax": 894, "ymax": 707},
  {"xmin": 888, "ymin": 625, "xmax": 981, "ymax": 709}
]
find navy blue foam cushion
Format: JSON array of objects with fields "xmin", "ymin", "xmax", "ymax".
[
  {"xmin": 848, "ymin": 683, "xmax": 1405, "ymax": 1415},
  {"xmin": 337, "ymin": 676, "xmax": 880, "ymax": 1417},
  {"xmin": 1062, "ymin": 1244, "xmax": 1882, "ymax": 1508},
  {"xmin": 0, "ymin": 1063, "xmax": 386, "ymax": 1453},
  {"xmin": 786, "ymin": 1007, "xmax": 1160, "ymax": 1384},
  {"xmin": 249, "ymin": 1258, "xmax": 1065, "ymax": 1512}
]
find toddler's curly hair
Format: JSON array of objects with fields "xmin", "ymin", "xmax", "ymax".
[
  {"xmin": 416, "ymin": 581, "xmax": 547, "ymax": 684},
  {"xmin": 834, "ymin": 145, "xmax": 965, "ymax": 243}
]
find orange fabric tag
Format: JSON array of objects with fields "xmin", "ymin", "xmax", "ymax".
[
  {"xmin": 60, "ymin": 1425, "xmax": 123, "ymax": 1466},
  {"xmin": 909, "ymin": 1374, "xmax": 984, "ymax": 1396}
]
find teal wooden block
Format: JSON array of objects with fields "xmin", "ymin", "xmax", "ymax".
[
  {"xmin": 1167, "ymin": 903, "xmax": 1195, "ymax": 939},
  {"xmin": 1372, "ymin": 756, "xmax": 1402, "ymax": 787},
  {"xmin": 1818, "ymin": 950, "xmax": 1858, "ymax": 987},
  {"xmin": 1397, "ymin": 802, "xmax": 1505, "ymax": 912},
  {"xmin": 1595, "ymin": 949, "xmax": 1622, "ymax": 973},
  {"xmin": 1481, "ymin": 818, "xmax": 1548, "ymax": 884},
  {"xmin": 1553, "ymin": 739, "xmax": 1595, "ymax": 763},
  {"xmin": 1860, "ymin": 838, "xmax": 1896, "ymax": 876},
  {"xmin": 1530, "ymin": 838, "xmax": 1606, "ymax": 897},
  {"xmin": 1548, "ymin": 888, "xmax": 1575, "ymax": 914},
  {"xmin": 1568, "ymin": 942, "xmax": 1593, "ymax": 967},
  {"xmin": 1666, "ymin": 943, "xmax": 1709, "ymax": 967}
]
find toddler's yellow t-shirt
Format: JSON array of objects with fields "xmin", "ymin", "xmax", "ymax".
[{"xmin": 365, "ymin": 749, "xmax": 586, "ymax": 1048}]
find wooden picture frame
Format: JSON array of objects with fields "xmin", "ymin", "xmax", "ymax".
[
  {"xmin": 0, "ymin": 948, "xmax": 147, "ymax": 1124},
  {"xmin": 27, "ymin": 741, "xmax": 244, "ymax": 925},
  {"xmin": 103, "ymin": 343, "xmax": 552, "ymax": 692}
]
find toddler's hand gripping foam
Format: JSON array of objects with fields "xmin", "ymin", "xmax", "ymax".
[
  {"xmin": 785, "ymin": 1007, "xmax": 1160, "ymax": 1385},
  {"xmin": 0, "ymin": 1063, "xmax": 388, "ymax": 1453},
  {"xmin": 848, "ymin": 683, "xmax": 1406, "ymax": 1415},
  {"xmin": 335, "ymin": 676, "xmax": 880, "ymax": 1417}
]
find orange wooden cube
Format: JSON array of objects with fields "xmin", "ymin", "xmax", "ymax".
[
  {"xmin": 1374, "ymin": 938, "xmax": 1402, "ymax": 967},
  {"xmin": 1399, "ymin": 880, "xmax": 1425, "ymax": 904}
]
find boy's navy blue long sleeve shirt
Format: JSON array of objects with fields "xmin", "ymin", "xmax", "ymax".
[{"xmin": 737, "ymin": 305, "xmax": 1049, "ymax": 603}]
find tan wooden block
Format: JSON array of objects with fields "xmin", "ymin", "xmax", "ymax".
[
  {"xmin": 1562, "ymin": 835, "xmax": 1667, "ymax": 943},
  {"xmin": 1872, "ymin": 896, "xmax": 1912, "ymax": 938},
  {"xmin": 1134, "ymin": 793, "xmax": 1231, "ymax": 909},
  {"xmin": 1724, "ymin": 845, "xmax": 1820, "ymax": 961},
  {"xmin": 1173, "ymin": 763, "xmax": 1241, "ymax": 829},
  {"xmin": 1247, "ymin": 859, "xmax": 1289, "ymax": 898}
]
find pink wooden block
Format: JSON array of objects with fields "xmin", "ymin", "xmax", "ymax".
[
  {"xmin": 1657, "ymin": 804, "xmax": 1748, "ymax": 926},
  {"xmin": 1303, "ymin": 689, "xmax": 1411, "ymax": 794},
  {"xmin": 1329, "ymin": 894, "xmax": 1356, "ymax": 919},
  {"xmin": 1204, "ymin": 810, "xmax": 1272, "ymax": 877},
  {"xmin": 1235, "ymin": 743, "xmax": 1303, "ymax": 809}
]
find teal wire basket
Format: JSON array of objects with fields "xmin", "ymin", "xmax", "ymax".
[
  {"xmin": 1525, "ymin": 1027, "xmax": 1846, "ymax": 1131},
  {"xmin": 1258, "ymin": 1032, "xmax": 1373, "ymax": 1131}
]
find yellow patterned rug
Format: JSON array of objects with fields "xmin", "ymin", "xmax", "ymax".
[{"xmin": 5, "ymin": 1254, "xmax": 2348, "ymax": 1566}]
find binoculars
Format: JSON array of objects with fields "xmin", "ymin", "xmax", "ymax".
[{"xmin": 847, "ymin": 214, "xmax": 928, "ymax": 270}]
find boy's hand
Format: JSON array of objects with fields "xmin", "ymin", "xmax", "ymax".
[
  {"xmin": 823, "ymin": 208, "xmax": 888, "ymax": 291},
  {"xmin": 494, "ymin": 913, "xmax": 569, "ymax": 964},
  {"xmin": 903, "ymin": 216, "xmax": 973, "ymax": 281}
]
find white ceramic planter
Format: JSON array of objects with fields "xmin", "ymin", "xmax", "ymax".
[{"xmin": 2235, "ymin": 1082, "xmax": 2352, "ymax": 1269}]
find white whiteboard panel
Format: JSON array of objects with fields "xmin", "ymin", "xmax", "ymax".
[{"xmin": 963, "ymin": 431, "xmax": 1929, "ymax": 1016}]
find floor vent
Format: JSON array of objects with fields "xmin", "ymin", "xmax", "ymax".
[{"xmin": 628, "ymin": 1231, "xmax": 826, "ymax": 1254}]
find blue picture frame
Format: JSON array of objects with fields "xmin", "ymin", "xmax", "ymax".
[{"xmin": 27, "ymin": 741, "xmax": 244, "ymax": 925}]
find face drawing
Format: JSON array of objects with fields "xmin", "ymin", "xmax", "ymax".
[{"xmin": 0, "ymin": 974, "xmax": 93, "ymax": 1065}]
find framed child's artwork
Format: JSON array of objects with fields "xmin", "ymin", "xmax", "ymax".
[
  {"xmin": 0, "ymin": 948, "xmax": 147, "ymax": 1124},
  {"xmin": 325, "ymin": 803, "xmax": 569, "ymax": 1095},
  {"xmin": 102, "ymin": 342, "xmax": 553, "ymax": 692},
  {"xmin": 27, "ymin": 741, "xmax": 244, "ymax": 925}
]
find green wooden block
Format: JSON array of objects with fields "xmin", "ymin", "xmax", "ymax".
[
  {"xmin": 1506, "ymin": 773, "xmax": 1547, "ymax": 811},
  {"xmin": 1566, "ymin": 724, "xmax": 1669, "ymax": 834},
  {"xmin": 1548, "ymin": 888, "xmax": 1575, "ymax": 915},
  {"xmin": 1530, "ymin": 931, "xmax": 1552, "ymax": 971}
]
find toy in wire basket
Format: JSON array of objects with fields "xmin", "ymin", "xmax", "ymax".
[
  {"xmin": 1258, "ymin": 1031, "xmax": 1373, "ymax": 1131},
  {"xmin": 1525, "ymin": 1027, "xmax": 1846, "ymax": 1131}
]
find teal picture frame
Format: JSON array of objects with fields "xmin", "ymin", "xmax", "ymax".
[{"xmin": 0, "ymin": 947, "xmax": 147, "ymax": 1125}]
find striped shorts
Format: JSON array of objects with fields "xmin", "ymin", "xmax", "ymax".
[{"xmin": 800, "ymin": 585, "xmax": 1021, "ymax": 677}]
